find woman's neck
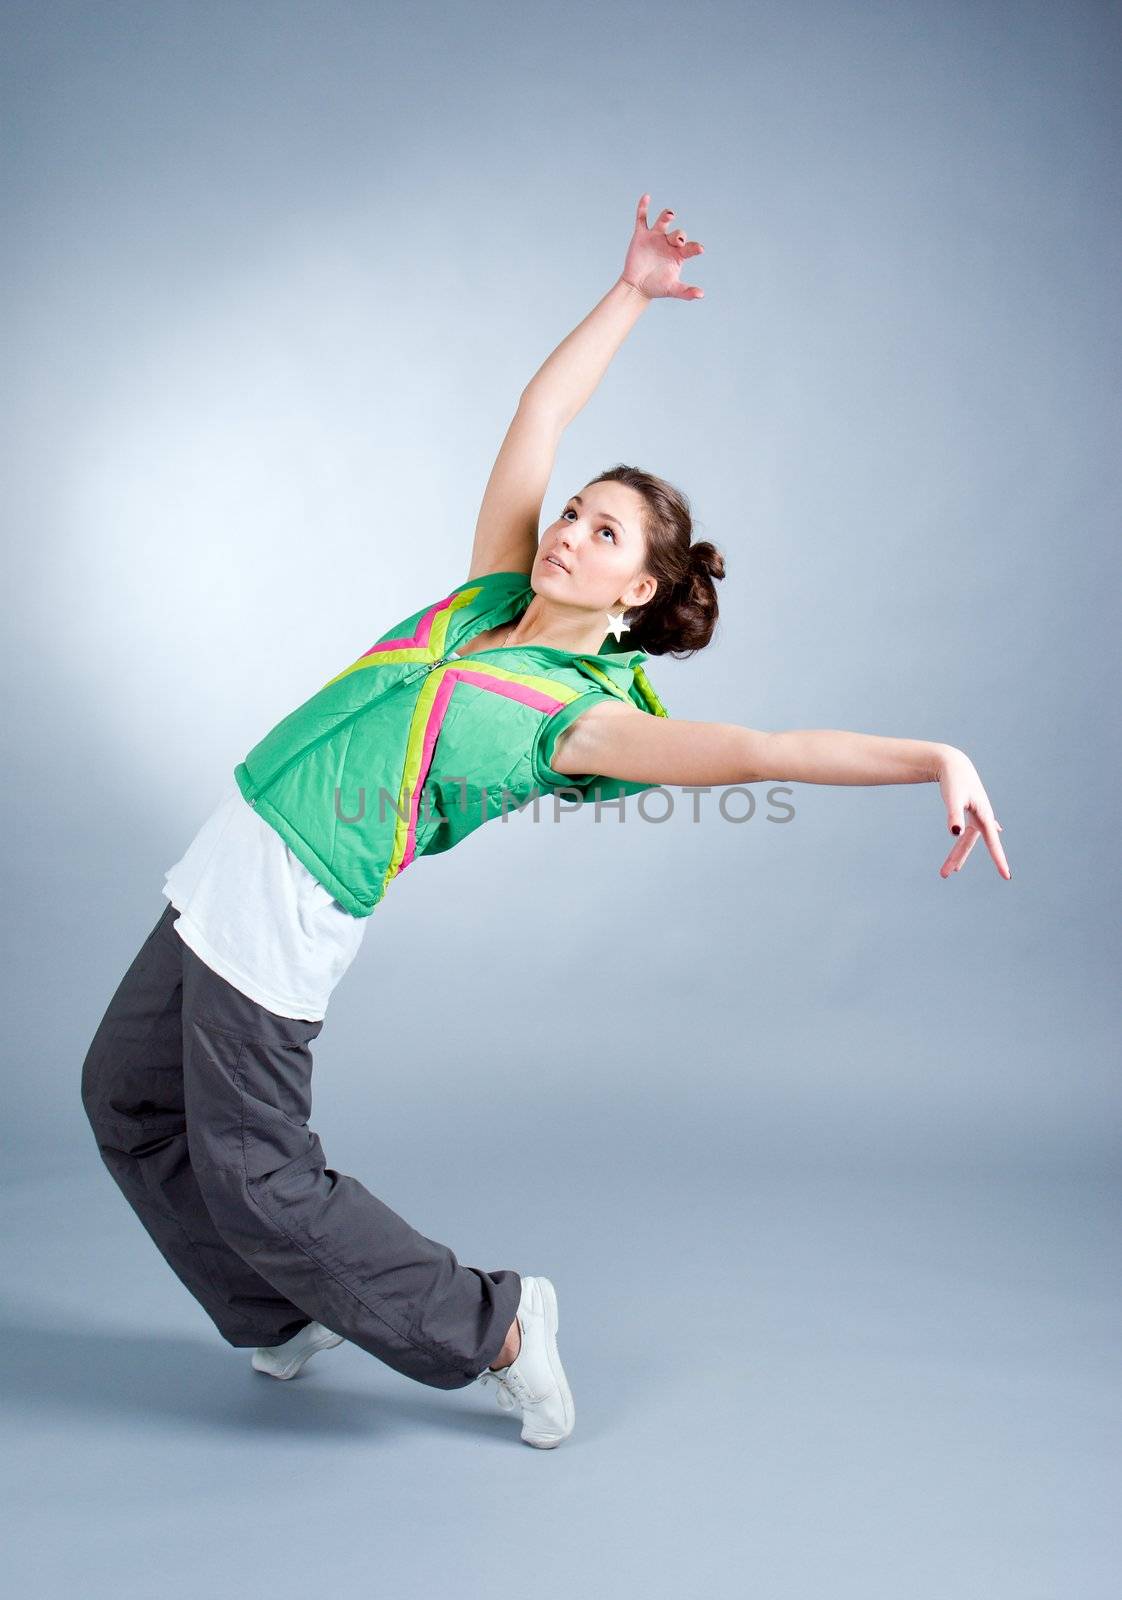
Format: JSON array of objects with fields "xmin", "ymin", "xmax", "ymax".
[{"xmin": 504, "ymin": 595, "xmax": 613, "ymax": 655}]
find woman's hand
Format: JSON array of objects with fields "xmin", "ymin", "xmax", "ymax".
[
  {"xmin": 619, "ymin": 193, "xmax": 705, "ymax": 302},
  {"xmin": 936, "ymin": 747, "xmax": 1011, "ymax": 880}
]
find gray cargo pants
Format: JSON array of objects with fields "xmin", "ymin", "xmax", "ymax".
[{"xmin": 80, "ymin": 899, "xmax": 521, "ymax": 1390}]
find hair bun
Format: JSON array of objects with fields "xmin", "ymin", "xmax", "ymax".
[{"xmin": 687, "ymin": 541, "xmax": 726, "ymax": 582}]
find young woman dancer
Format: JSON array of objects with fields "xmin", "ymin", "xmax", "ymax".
[{"xmin": 80, "ymin": 194, "xmax": 1011, "ymax": 1451}]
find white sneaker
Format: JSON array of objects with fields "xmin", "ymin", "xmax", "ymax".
[
  {"xmin": 251, "ymin": 1320, "xmax": 344, "ymax": 1381},
  {"xmin": 476, "ymin": 1275, "xmax": 575, "ymax": 1448}
]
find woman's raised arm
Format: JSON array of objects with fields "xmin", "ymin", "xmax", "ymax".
[
  {"xmin": 467, "ymin": 195, "xmax": 704, "ymax": 581},
  {"xmin": 554, "ymin": 702, "xmax": 1011, "ymax": 881},
  {"xmin": 520, "ymin": 194, "xmax": 704, "ymax": 425}
]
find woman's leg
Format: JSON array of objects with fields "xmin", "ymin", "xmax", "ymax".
[
  {"xmin": 80, "ymin": 901, "xmax": 314, "ymax": 1348},
  {"xmin": 178, "ymin": 940, "xmax": 521, "ymax": 1391}
]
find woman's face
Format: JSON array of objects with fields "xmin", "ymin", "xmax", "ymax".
[{"xmin": 532, "ymin": 481, "xmax": 657, "ymax": 615}]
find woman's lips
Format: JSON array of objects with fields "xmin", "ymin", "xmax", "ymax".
[{"xmin": 545, "ymin": 554, "xmax": 569, "ymax": 571}]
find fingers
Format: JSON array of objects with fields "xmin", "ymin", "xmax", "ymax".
[
  {"xmin": 939, "ymin": 814, "xmax": 1012, "ymax": 880},
  {"xmin": 668, "ymin": 281, "xmax": 705, "ymax": 300},
  {"xmin": 945, "ymin": 831, "xmax": 980, "ymax": 876},
  {"xmin": 637, "ymin": 196, "xmax": 705, "ymax": 254},
  {"xmin": 942, "ymin": 816, "xmax": 980, "ymax": 873},
  {"xmin": 947, "ymin": 802, "xmax": 1002, "ymax": 840},
  {"xmin": 940, "ymin": 823, "xmax": 976, "ymax": 877},
  {"xmin": 655, "ymin": 206, "xmax": 702, "ymax": 247},
  {"xmin": 979, "ymin": 813, "xmax": 1012, "ymax": 879},
  {"xmin": 961, "ymin": 803, "xmax": 1009, "ymax": 879},
  {"xmin": 956, "ymin": 830, "xmax": 981, "ymax": 870},
  {"xmin": 663, "ymin": 217, "xmax": 701, "ymax": 251}
]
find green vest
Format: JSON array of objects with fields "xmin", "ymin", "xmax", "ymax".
[{"xmin": 233, "ymin": 570, "xmax": 669, "ymax": 917}]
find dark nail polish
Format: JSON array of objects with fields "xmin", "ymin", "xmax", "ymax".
[{"xmin": 952, "ymin": 825, "xmax": 961, "ymax": 835}]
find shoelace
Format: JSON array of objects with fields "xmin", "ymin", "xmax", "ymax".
[{"xmin": 477, "ymin": 1365, "xmax": 533, "ymax": 1411}]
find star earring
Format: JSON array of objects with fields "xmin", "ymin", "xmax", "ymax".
[{"xmin": 606, "ymin": 608, "xmax": 627, "ymax": 643}]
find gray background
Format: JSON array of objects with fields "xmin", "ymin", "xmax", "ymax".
[{"xmin": 3, "ymin": 1, "xmax": 1119, "ymax": 1595}]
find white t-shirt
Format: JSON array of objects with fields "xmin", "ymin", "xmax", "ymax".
[{"xmin": 162, "ymin": 781, "xmax": 368, "ymax": 1021}]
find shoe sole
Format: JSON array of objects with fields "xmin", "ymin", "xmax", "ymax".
[
  {"xmin": 521, "ymin": 1275, "xmax": 575, "ymax": 1448},
  {"xmin": 252, "ymin": 1329, "xmax": 344, "ymax": 1381}
]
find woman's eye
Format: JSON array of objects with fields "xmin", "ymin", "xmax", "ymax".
[
  {"xmin": 562, "ymin": 507, "xmax": 615, "ymax": 541},
  {"xmin": 560, "ymin": 508, "xmax": 611, "ymax": 540}
]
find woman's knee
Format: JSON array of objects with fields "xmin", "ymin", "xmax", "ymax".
[{"xmin": 184, "ymin": 1128, "xmax": 259, "ymax": 1246}]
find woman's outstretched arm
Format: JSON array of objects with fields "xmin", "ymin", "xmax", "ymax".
[
  {"xmin": 467, "ymin": 195, "xmax": 705, "ymax": 580},
  {"xmin": 520, "ymin": 194, "xmax": 704, "ymax": 425},
  {"xmin": 554, "ymin": 702, "xmax": 1011, "ymax": 881}
]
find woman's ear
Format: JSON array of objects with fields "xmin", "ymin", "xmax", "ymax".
[{"xmin": 623, "ymin": 573, "xmax": 658, "ymax": 610}]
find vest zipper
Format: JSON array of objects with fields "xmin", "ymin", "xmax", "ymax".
[{"xmin": 246, "ymin": 657, "xmax": 442, "ymax": 804}]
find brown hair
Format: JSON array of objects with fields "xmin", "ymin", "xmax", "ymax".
[{"xmin": 586, "ymin": 464, "xmax": 725, "ymax": 659}]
